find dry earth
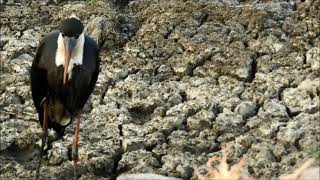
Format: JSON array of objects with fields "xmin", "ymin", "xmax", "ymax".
[{"xmin": 0, "ymin": 0, "xmax": 319, "ymax": 179}]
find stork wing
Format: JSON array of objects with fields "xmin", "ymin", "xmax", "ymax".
[{"xmin": 30, "ymin": 37, "xmax": 49, "ymax": 125}]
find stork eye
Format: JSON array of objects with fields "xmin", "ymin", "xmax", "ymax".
[{"xmin": 62, "ymin": 34, "xmax": 65, "ymax": 37}]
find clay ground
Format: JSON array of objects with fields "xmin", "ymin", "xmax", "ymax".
[{"xmin": 0, "ymin": 0, "xmax": 319, "ymax": 179}]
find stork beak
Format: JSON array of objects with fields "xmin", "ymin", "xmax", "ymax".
[{"xmin": 63, "ymin": 37, "xmax": 77, "ymax": 85}]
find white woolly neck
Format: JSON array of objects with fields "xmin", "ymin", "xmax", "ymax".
[{"xmin": 55, "ymin": 32, "xmax": 85, "ymax": 80}]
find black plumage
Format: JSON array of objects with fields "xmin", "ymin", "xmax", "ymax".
[
  {"xmin": 59, "ymin": 18, "xmax": 84, "ymax": 37},
  {"xmin": 30, "ymin": 17, "xmax": 100, "ymax": 179},
  {"xmin": 31, "ymin": 31, "xmax": 99, "ymax": 135}
]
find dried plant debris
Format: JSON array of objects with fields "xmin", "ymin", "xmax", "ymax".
[
  {"xmin": 198, "ymin": 147, "xmax": 317, "ymax": 180},
  {"xmin": 196, "ymin": 147, "xmax": 250, "ymax": 180},
  {"xmin": 278, "ymin": 159, "xmax": 316, "ymax": 180}
]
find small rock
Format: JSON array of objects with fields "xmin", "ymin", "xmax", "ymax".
[
  {"xmin": 160, "ymin": 152, "xmax": 194, "ymax": 179},
  {"xmin": 255, "ymin": 148, "xmax": 276, "ymax": 162},
  {"xmin": 283, "ymin": 78, "xmax": 320, "ymax": 114},
  {"xmin": 117, "ymin": 173, "xmax": 182, "ymax": 180},
  {"xmin": 85, "ymin": 156, "xmax": 115, "ymax": 176},
  {"xmin": 0, "ymin": 125, "xmax": 18, "ymax": 151},
  {"xmin": 117, "ymin": 150, "xmax": 160, "ymax": 173},
  {"xmin": 186, "ymin": 109, "xmax": 214, "ymax": 131},
  {"xmin": 9, "ymin": 53, "xmax": 33, "ymax": 74},
  {"xmin": 222, "ymin": 97, "xmax": 241, "ymax": 112},
  {"xmin": 306, "ymin": 47, "xmax": 320, "ymax": 71},
  {"xmin": 145, "ymin": 132, "xmax": 166, "ymax": 150},
  {"xmin": 258, "ymin": 99, "xmax": 289, "ymax": 119},
  {"xmin": 234, "ymin": 101, "xmax": 257, "ymax": 119},
  {"xmin": 122, "ymin": 123, "xmax": 145, "ymax": 137},
  {"xmin": 277, "ymin": 121, "xmax": 302, "ymax": 145},
  {"xmin": 258, "ymin": 122, "xmax": 284, "ymax": 138},
  {"xmin": 272, "ymin": 144, "xmax": 287, "ymax": 159},
  {"xmin": 213, "ymin": 111, "xmax": 245, "ymax": 141},
  {"xmin": 0, "ymin": 36, "xmax": 9, "ymax": 49},
  {"xmin": 86, "ymin": 17, "xmax": 113, "ymax": 46},
  {"xmin": 48, "ymin": 141, "xmax": 68, "ymax": 165},
  {"xmin": 122, "ymin": 137, "xmax": 145, "ymax": 152}
]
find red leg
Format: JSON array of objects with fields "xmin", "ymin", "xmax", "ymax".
[
  {"xmin": 36, "ymin": 99, "xmax": 49, "ymax": 180},
  {"xmin": 43, "ymin": 100, "xmax": 49, "ymax": 130},
  {"xmin": 72, "ymin": 113, "xmax": 81, "ymax": 178}
]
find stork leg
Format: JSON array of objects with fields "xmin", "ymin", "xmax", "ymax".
[
  {"xmin": 72, "ymin": 113, "xmax": 81, "ymax": 179},
  {"xmin": 36, "ymin": 99, "xmax": 49, "ymax": 180}
]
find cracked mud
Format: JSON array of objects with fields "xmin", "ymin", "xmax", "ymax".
[{"xmin": 0, "ymin": 0, "xmax": 319, "ymax": 179}]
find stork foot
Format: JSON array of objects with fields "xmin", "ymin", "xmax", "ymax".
[
  {"xmin": 35, "ymin": 99, "xmax": 49, "ymax": 180},
  {"xmin": 67, "ymin": 143, "xmax": 79, "ymax": 179},
  {"xmin": 67, "ymin": 143, "xmax": 79, "ymax": 161},
  {"xmin": 35, "ymin": 130, "xmax": 48, "ymax": 180},
  {"xmin": 72, "ymin": 144, "xmax": 79, "ymax": 179}
]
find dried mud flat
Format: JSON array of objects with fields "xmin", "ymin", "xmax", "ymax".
[{"xmin": 0, "ymin": 0, "xmax": 319, "ymax": 179}]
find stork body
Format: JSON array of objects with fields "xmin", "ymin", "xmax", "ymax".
[{"xmin": 31, "ymin": 17, "xmax": 99, "ymax": 179}]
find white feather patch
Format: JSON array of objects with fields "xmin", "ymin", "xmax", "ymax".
[
  {"xmin": 59, "ymin": 116, "xmax": 71, "ymax": 126},
  {"xmin": 69, "ymin": 14, "xmax": 80, "ymax": 20},
  {"xmin": 55, "ymin": 33, "xmax": 85, "ymax": 80}
]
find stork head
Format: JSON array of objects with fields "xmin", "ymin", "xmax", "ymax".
[{"xmin": 59, "ymin": 16, "xmax": 84, "ymax": 85}]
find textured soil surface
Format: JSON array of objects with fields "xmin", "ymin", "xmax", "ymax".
[{"xmin": 0, "ymin": 0, "xmax": 319, "ymax": 179}]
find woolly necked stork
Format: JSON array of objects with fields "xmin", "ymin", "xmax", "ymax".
[{"xmin": 30, "ymin": 16, "xmax": 100, "ymax": 179}]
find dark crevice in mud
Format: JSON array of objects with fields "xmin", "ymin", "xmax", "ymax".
[
  {"xmin": 99, "ymin": 80, "xmax": 114, "ymax": 105},
  {"xmin": 285, "ymin": 107, "xmax": 300, "ymax": 118},
  {"xmin": 1, "ymin": 143, "xmax": 39, "ymax": 170},
  {"xmin": 162, "ymin": 126, "xmax": 175, "ymax": 137},
  {"xmin": 181, "ymin": 117, "xmax": 188, "ymax": 132},
  {"xmin": 111, "ymin": 148, "xmax": 123, "ymax": 180},
  {"xmin": 153, "ymin": 65, "xmax": 160, "ymax": 76},
  {"xmin": 164, "ymin": 29, "xmax": 172, "ymax": 39},
  {"xmin": 115, "ymin": 101, "xmax": 121, "ymax": 109},
  {"xmin": 109, "ymin": 0, "xmax": 130, "ymax": 11},
  {"xmin": 111, "ymin": 124, "xmax": 124, "ymax": 180},
  {"xmin": 128, "ymin": 105, "xmax": 156, "ymax": 124},
  {"xmin": 152, "ymin": 152, "xmax": 164, "ymax": 168},
  {"xmin": 247, "ymin": 56, "xmax": 258, "ymax": 83},
  {"xmin": 18, "ymin": 95, "xmax": 25, "ymax": 104},
  {"xmin": 215, "ymin": 103, "xmax": 223, "ymax": 115},
  {"xmin": 302, "ymin": 53, "xmax": 307, "ymax": 64},
  {"xmin": 255, "ymin": 105, "xmax": 262, "ymax": 116},
  {"xmin": 163, "ymin": 24, "xmax": 178, "ymax": 40},
  {"xmin": 294, "ymin": 137, "xmax": 302, "ymax": 151},
  {"xmin": 308, "ymin": 91, "xmax": 315, "ymax": 100},
  {"xmin": 163, "ymin": 130, "xmax": 170, "ymax": 144},
  {"xmin": 98, "ymin": 38, "xmax": 107, "ymax": 49},
  {"xmin": 17, "ymin": 30, "xmax": 24, "ymax": 38},
  {"xmin": 169, "ymin": 64, "xmax": 177, "ymax": 76},
  {"xmin": 243, "ymin": 40, "xmax": 249, "ymax": 48},
  {"xmin": 99, "ymin": 89, "xmax": 106, "ymax": 105},
  {"xmin": 118, "ymin": 124, "xmax": 123, "ymax": 136},
  {"xmin": 145, "ymin": 143, "xmax": 157, "ymax": 152},
  {"xmin": 198, "ymin": 13, "xmax": 208, "ymax": 27},
  {"xmin": 179, "ymin": 91, "xmax": 187, "ymax": 103},
  {"xmin": 277, "ymin": 86, "xmax": 288, "ymax": 101},
  {"xmin": 67, "ymin": 144, "xmax": 73, "ymax": 162}
]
